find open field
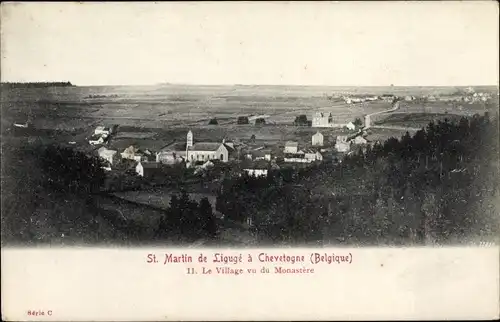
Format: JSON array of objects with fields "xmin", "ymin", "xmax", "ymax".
[
  {"xmin": 364, "ymin": 127, "xmax": 419, "ymax": 143},
  {"xmin": 374, "ymin": 112, "xmax": 469, "ymax": 129},
  {"xmin": 2, "ymin": 84, "xmax": 497, "ymax": 152},
  {"xmin": 397, "ymin": 100, "xmax": 496, "ymax": 115}
]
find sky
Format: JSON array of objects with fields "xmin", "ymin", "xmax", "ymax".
[{"xmin": 1, "ymin": 1, "xmax": 498, "ymax": 86}]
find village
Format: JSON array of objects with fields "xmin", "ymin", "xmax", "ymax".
[
  {"xmin": 4, "ymin": 84, "xmax": 498, "ymax": 246},
  {"xmin": 77, "ymin": 86, "xmax": 497, "ymax": 190},
  {"xmin": 92, "ymin": 117, "xmax": 369, "ymax": 184}
]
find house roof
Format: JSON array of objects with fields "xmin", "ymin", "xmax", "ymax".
[
  {"xmin": 140, "ymin": 162, "xmax": 162, "ymax": 169},
  {"xmin": 190, "ymin": 142, "xmax": 223, "ymax": 151},
  {"xmin": 313, "ymin": 131, "xmax": 323, "ymax": 137},
  {"xmin": 285, "ymin": 141, "xmax": 298, "ymax": 147},
  {"xmin": 98, "ymin": 147, "xmax": 117, "ymax": 157},
  {"xmin": 223, "ymin": 143, "xmax": 235, "ymax": 152},
  {"xmin": 304, "ymin": 148, "xmax": 320, "ymax": 154},
  {"xmin": 250, "ymin": 149, "xmax": 271, "ymax": 157},
  {"xmin": 161, "ymin": 142, "xmax": 187, "ymax": 152},
  {"xmin": 284, "ymin": 153, "xmax": 305, "ymax": 158}
]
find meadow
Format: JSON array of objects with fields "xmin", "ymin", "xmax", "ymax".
[
  {"xmin": 1, "ymin": 84, "xmax": 498, "ymax": 246},
  {"xmin": 2, "ymin": 83, "xmax": 497, "ymax": 156}
]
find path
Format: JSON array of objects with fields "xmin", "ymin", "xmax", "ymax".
[{"xmin": 364, "ymin": 101, "xmax": 400, "ymax": 129}]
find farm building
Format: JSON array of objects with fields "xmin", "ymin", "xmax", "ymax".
[
  {"xmin": 312, "ymin": 131, "xmax": 324, "ymax": 146},
  {"xmin": 335, "ymin": 136, "xmax": 351, "ymax": 153},
  {"xmin": 156, "ymin": 151, "xmax": 184, "ymax": 165},
  {"xmin": 243, "ymin": 161, "xmax": 269, "ymax": 177},
  {"xmin": 312, "ymin": 112, "xmax": 333, "ymax": 127},
  {"xmin": 89, "ymin": 134, "xmax": 108, "ymax": 145},
  {"xmin": 121, "ymin": 145, "xmax": 152, "ymax": 162},
  {"xmin": 136, "ymin": 161, "xmax": 162, "ymax": 178},
  {"xmin": 97, "ymin": 147, "xmax": 118, "ymax": 165},
  {"xmin": 246, "ymin": 149, "xmax": 272, "ymax": 161},
  {"xmin": 94, "ymin": 126, "xmax": 114, "ymax": 136},
  {"xmin": 346, "ymin": 122, "xmax": 356, "ymax": 131},
  {"xmin": 335, "ymin": 142, "xmax": 351, "ymax": 153},
  {"xmin": 284, "ymin": 141, "xmax": 299, "ymax": 154},
  {"xmin": 304, "ymin": 149, "xmax": 323, "ymax": 162},
  {"xmin": 381, "ymin": 94, "xmax": 396, "ymax": 102}
]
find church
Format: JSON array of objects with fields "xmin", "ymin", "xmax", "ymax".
[{"xmin": 185, "ymin": 130, "xmax": 233, "ymax": 163}]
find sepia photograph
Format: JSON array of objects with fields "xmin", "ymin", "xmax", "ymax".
[{"xmin": 1, "ymin": 1, "xmax": 499, "ymax": 320}]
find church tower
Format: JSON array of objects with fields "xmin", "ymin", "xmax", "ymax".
[{"xmin": 186, "ymin": 130, "xmax": 193, "ymax": 148}]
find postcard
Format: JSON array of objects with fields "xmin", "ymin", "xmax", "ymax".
[{"xmin": 1, "ymin": 1, "xmax": 499, "ymax": 321}]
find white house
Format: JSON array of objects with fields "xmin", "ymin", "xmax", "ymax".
[
  {"xmin": 284, "ymin": 157, "xmax": 310, "ymax": 163},
  {"xmin": 156, "ymin": 151, "xmax": 183, "ymax": 165},
  {"xmin": 243, "ymin": 168, "xmax": 268, "ymax": 177},
  {"xmin": 97, "ymin": 147, "xmax": 118, "ymax": 165},
  {"xmin": 336, "ymin": 135, "xmax": 349, "ymax": 143},
  {"xmin": 243, "ymin": 160, "xmax": 269, "ymax": 177},
  {"xmin": 312, "ymin": 131, "xmax": 324, "ymax": 146},
  {"xmin": 121, "ymin": 145, "xmax": 145, "ymax": 162},
  {"xmin": 284, "ymin": 141, "xmax": 299, "ymax": 154},
  {"xmin": 335, "ymin": 142, "xmax": 351, "ymax": 153},
  {"xmin": 247, "ymin": 149, "xmax": 272, "ymax": 161},
  {"xmin": 304, "ymin": 149, "xmax": 323, "ymax": 162},
  {"xmin": 346, "ymin": 122, "xmax": 356, "ymax": 131},
  {"xmin": 136, "ymin": 161, "xmax": 162, "ymax": 177},
  {"xmin": 89, "ymin": 134, "xmax": 108, "ymax": 145},
  {"xmin": 94, "ymin": 126, "xmax": 113, "ymax": 136}
]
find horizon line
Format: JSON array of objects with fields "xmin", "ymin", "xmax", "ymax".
[{"xmin": 2, "ymin": 81, "xmax": 499, "ymax": 88}]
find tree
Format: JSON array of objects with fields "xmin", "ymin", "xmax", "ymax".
[
  {"xmin": 37, "ymin": 145, "xmax": 106, "ymax": 194},
  {"xmin": 208, "ymin": 118, "xmax": 218, "ymax": 125},
  {"xmin": 294, "ymin": 115, "xmax": 308, "ymax": 126},
  {"xmin": 250, "ymin": 134, "xmax": 256, "ymax": 143},
  {"xmin": 353, "ymin": 118, "xmax": 363, "ymax": 127},
  {"xmin": 198, "ymin": 198, "xmax": 218, "ymax": 238},
  {"xmin": 237, "ymin": 116, "xmax": 249, "ymax": 124},
  {"xmin": 255, "ymin": 118, "xmax": 266, "ymax": 125}
]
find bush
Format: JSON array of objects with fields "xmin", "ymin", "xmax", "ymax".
[
  {"xmin": 255, "ymin": 118, "xmax": 266, "ymax": 125},
  {"xmin": 237, "ymin": 116, "xmax": 249, "ymax": 124},
  {"xmin": 294, "ymin": 115, "xmax": 309, "ymax": 126}
]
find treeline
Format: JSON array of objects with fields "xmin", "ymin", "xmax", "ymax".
[
  {"xmin": 156, "ymin": 192, "xmax": 218, "ymax": 242},
  {"xmin": 216, "ymin": 172, "xmax": 324, "ymax": 244},
  {"xmin": 216, "ymin": 112, "xmax": 500, "ymax": 245},
  {"xmin": 1, "ymin": 82, "xmax": 74, "ymax": 89},
  {"xmin": 2, "ymin": 143, "xmax": 219, "ymax": 245},
  {"xmin": 1, "ymin": 144, "xmax": 106, "ymax": 244}
]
